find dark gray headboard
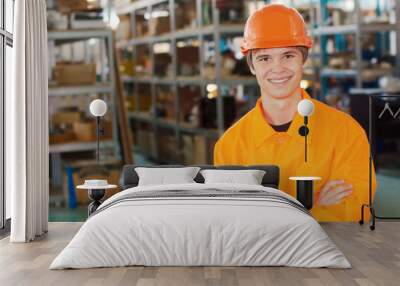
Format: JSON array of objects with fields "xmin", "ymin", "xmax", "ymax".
[{"xmin": 120, "ymin": 165, "xmax": 280, "ymax": 190}]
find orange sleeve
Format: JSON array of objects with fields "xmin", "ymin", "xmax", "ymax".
[
  {"xmin": 213, "ymin": 139, "xmax": 225, "ymax": 166},
  {"xmin": 314, "ymin": 116, "xmax": 377, "ymax": 222}
]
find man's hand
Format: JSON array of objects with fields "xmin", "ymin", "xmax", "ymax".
[{"xmin": 316, "ymin": 180, "xmax": 353, "ymax": 206}]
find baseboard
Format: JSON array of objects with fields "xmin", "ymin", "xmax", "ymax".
[{"xmin": 0, "ymin": 218, "xmax": 11, "ymax": 239}]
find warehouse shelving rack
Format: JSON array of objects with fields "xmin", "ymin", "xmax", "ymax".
[
  {"xmin": 314, "ymin": 0, "xmax": 400, "ymax": 99},
  {"xmin": 117, "ymin": 0, "xmax": 400, "ymax": 164},
  {"xmin": 48, "ymin": 29, "xmax": 120, "ymax": 156},
  {"xmin": 116, "ymin": 0, "xmax": 267, "ymax": 164},
  {"xmin": 47, "ymin": 29, "xmax": 121, "ymax": 193}
]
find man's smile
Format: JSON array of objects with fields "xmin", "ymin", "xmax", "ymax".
[{"xmin": 267, "ymin": 76, "xmax": 293, "ymax": 85}]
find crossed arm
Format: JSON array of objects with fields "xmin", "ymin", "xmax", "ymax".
[{"xmin": 314, "ymin": 120, "xmax": 376, "ymax": 221}]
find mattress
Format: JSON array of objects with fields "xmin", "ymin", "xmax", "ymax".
[{"xmin": 50, "ymin": 183, "xmax": 351, "ymax": 269}]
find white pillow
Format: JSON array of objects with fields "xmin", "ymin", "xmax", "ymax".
[
  {"xmin": 135, "ymin": 167, "xmax": 201, "ymax": 186},
  {"xmin": 200, "ymin": 169, "xmax": 266, "ymax": 185}
]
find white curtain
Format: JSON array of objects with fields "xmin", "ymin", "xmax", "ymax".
[{"xmin": 7, "ymin": 0, "xmax": 49, "ymax": 242}]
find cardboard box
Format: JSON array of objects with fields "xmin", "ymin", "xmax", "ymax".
[
  {"xmin": 175, "ymin": 8, "xmax": 185, "ymax": 30},
  {"xmin": 52, "ymin": 111, "xmax": 82, "ymax": 125},
  {"xmin": 126, "ymin": 95, "xmax": 151, "ymax": 111},
  {"xmin": 158, "ymin": 133, "xmax": 179, "ymax": 162},
  {"xmin": 53, "ymin": 63, "xmax": 96, "ymax": 86},
  {"xmin": 183, "ymin": 135, "xmax": 209, "ymax": 164},
  {"xmin": 149, "ymin": 16, "xmax": 170, "ymax": 35},
  {"xmin": 73, "ymin": 122, "xmax": 96, "ymax": 142},
  {"xmin": 135, "ymin": 15, "xmax": 149, "ymax": 37},
  {"xmin": 119, "ymin": 58, "xmax": 135, "ymax": 76},
  {"xmin": 101, "ymin": 120, "xmax": 113, "ymax": 140},
  {"xmin": 164, "ymin": 101, "xmax": 175, "ymax": 120},
  {"xmin": 179, "ymin": 86, "xmax": 201, "ymax": 122},
  {"xmin": 183, "ymin": 135, "xmax": 195, "ymax": 165},
  {"xmin": 137, "ymin": 129, "xmax": 149, "ymax": 153},
  {"xmin": 194, "ymin": 135, "xmax": 208, "ymax": 164},
  {"xmin": 138, "ymin": 87, "xmax": 152, "ymax": 111},
  {"xmin": 49, "ymin": 132, "xmax": 76, "ymax": 145},
  {"xmin": 137, "ymin": 129, "xmax": 157, "ymax": 157},
  {"xmin": 58, "ymin": 0, "xmax": 101, "ymax": 14},
  {"xmin": 156, "ymin": 88, "xmax": 175, "ymax": 120},
  {"xmin": 73, "ymin": 120, "xmax": 113, "ymax": 142},
  {"xmin": 116, "ymin": 14, "xmax": 132, "ymax": 40},
  {"xmin": 134, "ymin": 57, "xmax": 151, "ymax": 76},
  {"xmin": 186, "ymin": 3, "xmax": 197, "ymax": 28},
  {"xmin": 175, "ymin": 1, "xmax": 197, "ymax": 30},
  {"xmin": 202, "ymin": 65, "xmax": 216, "ymax": 79}
]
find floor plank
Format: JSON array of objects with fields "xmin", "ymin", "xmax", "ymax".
[{"xmin": 0, "ymin": 222, "xmax": 399, "ymax": 286}]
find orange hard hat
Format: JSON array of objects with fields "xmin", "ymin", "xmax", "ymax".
[{"xmin": 241, "ymin": 4, "xmax": 313, "ymax": 55}]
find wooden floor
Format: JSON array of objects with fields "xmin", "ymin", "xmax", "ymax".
[{"xmin": 0, "ymin": 222, "xmax": 399, "ymax": 286}]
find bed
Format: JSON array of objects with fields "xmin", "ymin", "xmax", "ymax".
[{"xmin": 50, "ymin": 165, "xmax": 351, "ymax": 269}]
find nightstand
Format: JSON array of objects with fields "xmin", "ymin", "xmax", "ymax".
[
  {"xmin": 289, "ymin": 176, "xmax": 321, "ymax": 210},
  {"xmin": 77, "ymin": 180, "xmax": 117, "ymax": 216}
]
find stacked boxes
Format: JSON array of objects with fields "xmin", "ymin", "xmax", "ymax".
[
  {"xmin": 50, "ymin": 109, "xmax": 112, "ymax": 145},
  {"xmin": 53, "ymin": 62, "xmax": 96, "ymax": 86}
]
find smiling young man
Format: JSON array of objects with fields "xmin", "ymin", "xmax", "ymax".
[{"xmin": 213, "ymin": 4, "xmax": 377, "ymax": 222}]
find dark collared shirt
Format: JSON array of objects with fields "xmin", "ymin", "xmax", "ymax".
[{"xmin": 270, "ymin": 121, "xmax": 292, "ymax": 132}]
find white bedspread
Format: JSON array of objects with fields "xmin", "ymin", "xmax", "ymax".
[{"xmin": 50, "ymin": 183, "xmax": 351, "ymax": 269}]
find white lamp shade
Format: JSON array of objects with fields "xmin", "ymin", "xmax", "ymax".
[
  {"xmin": 90, "ymin": 99, "xmax": 107, "ymax": 117},
  {"xmin": 297, "ymin": 99, "xmax": 314, "ymax": 117}
]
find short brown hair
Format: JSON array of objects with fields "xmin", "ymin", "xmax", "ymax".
[{"xmin": 246, "ymin": 46, "xmax": 309, "ymax": 71}]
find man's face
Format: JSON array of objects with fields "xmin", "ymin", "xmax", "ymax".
[{"xmin": 250, "ymin": 47, "xmax": 304, "ymax": 99}]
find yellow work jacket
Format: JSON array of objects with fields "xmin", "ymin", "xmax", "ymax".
[{"xmin": 214, "ymin": 89, "xmax": 376, "ymax": 222}]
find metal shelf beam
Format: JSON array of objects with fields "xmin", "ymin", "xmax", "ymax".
[
  {"xmin": 122, "ymin": 75, "xmax": 257, "ymax": 86},
  {"xmin": 128, "ymin": 112, "xmax": 219, "ymax": 137},
  {"xmin": 48, "ymin": 29, "xmax": 112, "ymax": 40},
  {"xmin": 116, "ymin": 24, "xmax": 245, "ymax": 48},
  {"xmin": 48, "ymin": 84, "xmax": 113, "ymax": 96},
  {"xmin": 116, "ymin": 0, "xmax": 167, "ymax": 15},
  {"xmin": 320, "ymin": 68, "xmax": 358, "ymax": 78},
  {"xmin": 313, "ymin": 24, "xmax": 397, "ymax": 36},
  {"xmin": 49, "ymin": 141, "xmax": 114, "ymax": 154}
]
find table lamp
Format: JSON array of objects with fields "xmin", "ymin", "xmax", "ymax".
[
  {"xmin": 298, "ymin": 99, "xmax": 314, "ymax": 162},
  {"xmin": 79, "ymin": 99, "xmax": 112, "ymax": 216},
  {"xmin": 290, "ymin": 99, "xmax": 321, "ymax": 210},
  {"xmin": 89, "ymin": 99, "xmax": 107, "ymax": 164}
]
